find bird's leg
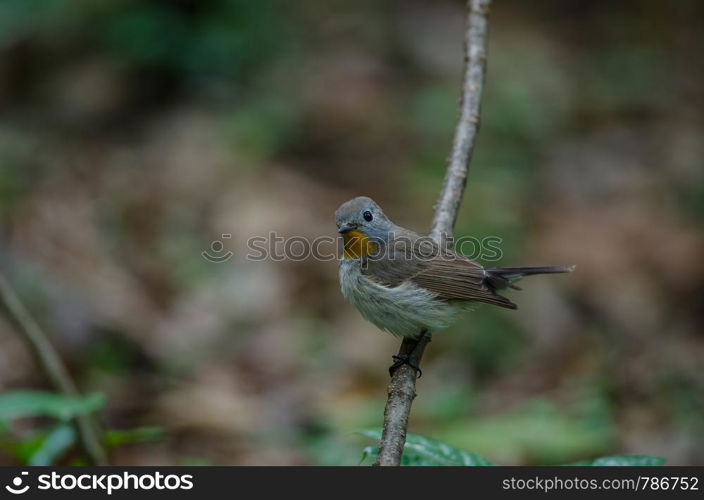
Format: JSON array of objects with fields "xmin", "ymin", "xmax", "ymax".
[
  {"xmin": 389, "ymin": 355, "xmax": 422, "ymax": 378},
  {"xmin": 388, "ymin": 329, "xmax": 428, "ymax": 378}
]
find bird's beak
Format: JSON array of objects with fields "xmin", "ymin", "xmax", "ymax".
[{"xmin": 338, "ymin": 222, "xmax": 357, "ymax": 234}]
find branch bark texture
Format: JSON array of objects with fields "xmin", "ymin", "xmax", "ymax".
[
  {"xmin": 0, "ymin": 273, "xmax": 108, "ymax": 465},
  {"xmin": 374, "ymin": 0, "xmax": 492, "ymax": 466}
]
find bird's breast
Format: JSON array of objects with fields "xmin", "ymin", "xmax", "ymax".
[
  {"xmin": 338, "ymin": 258, "xmax": 460, "ymax": 337},
  {"xmin": 341, "ymin": 230, "xmax": 378, "ymax": 260}
]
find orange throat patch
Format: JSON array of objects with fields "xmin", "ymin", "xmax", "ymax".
[{"xmin": 341, "ymin": 230, "xmax": 378, "ymax": 259}]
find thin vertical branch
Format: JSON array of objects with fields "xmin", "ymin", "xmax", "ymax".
[
  {"xmin": 430, "ymin": 0, "xmax": 490, "ymax": 244},
  {"xmin": 0, "ymin": 273, "xmax": 108, "ymax": 465},
  {"xmin": 374, "ymin": 0, "xmax": 492, "ymax": 466}
]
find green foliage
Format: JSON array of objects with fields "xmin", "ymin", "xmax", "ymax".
[
  {"xmin": 0, "ymin": 0, "xmax": 287, "ymax": 80},
  {"xmin": 570, "ymin": 455, "xmax": 666, "ymax": 466},
  {"xmin": 0, "ymin": 153, "xmax": 35, "ymax": 213},
  {"xmin": 459, "ymin": 309, "xmax": 527, "ymax": 378},
  {"xmin": 359, "ymin": 430, "xmax": 664, "ymax": 466},
  {"xmin": 0, "ymin": 390, "xmax": 101, "ymax": 465},
  {"xmin": 359, "ymin": 430, "xmax": 493, "ymax": 466},
  {"xmin": 436, "ymin": 400, "xmax": 612, "ymax": 464},
  {"xmin": 0, "ymin": 390, "xmax": 164, "ymax": 465},
  {"xmin": 360, "ymin": 446, "xmax": 431, "ymax": 466},
  {"xmin": 104, "ymin": 427, "xmax": 165, "ymax": 448},
  {"xmin": 20, "ymin": 424, "xmax": 76, "ymax": 466},
  {"xmin": 224, "ymin": 96, "xmax": 302, "ymax": 160},
  {"xmin": 584, "ymin": 45, "xmax": 669, "ymax": 112},
  {"xmin": 100, "ymin": 0, "xmax": 286, "ymax": 79},
  {"xmin": 0, "ymin": 391, "xmax": 105, "ymax": 422}
]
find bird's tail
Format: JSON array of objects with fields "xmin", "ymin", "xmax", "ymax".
[{"xmin": 485, "ymin": 265, "xmax": 575, "ymax": 291}]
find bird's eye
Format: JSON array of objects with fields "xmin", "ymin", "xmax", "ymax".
[{"xmin": 363, "ymin": 210, "xmax": 373, "ymax": 222}]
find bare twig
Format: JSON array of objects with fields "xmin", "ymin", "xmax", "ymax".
[
  {"xmin": 374, "ymin": 0, "xmax": 492, "ymax": 466},
  {"xmin": 0, "ymin": 273, "xmax": 108, "ymax": 465}
]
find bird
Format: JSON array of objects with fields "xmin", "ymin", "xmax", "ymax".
[{"xmin": 335, "ymin": 196, "xmax": 573, "ymax": 375}]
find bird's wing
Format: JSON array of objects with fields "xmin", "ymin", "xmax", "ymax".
[
  {"xmin": 362, "ymin": 236, "xmax": 517, "ymax": 309},
  {"xmin": 410, "ymin": 253, "xmax": 517, "ymax": 309}
]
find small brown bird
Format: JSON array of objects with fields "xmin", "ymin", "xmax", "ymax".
[{"xmin": 336, "ymin": 196, "xmax": 573, "ymax": 346}]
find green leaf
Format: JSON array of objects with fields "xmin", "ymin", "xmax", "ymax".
[
  {"xmin": 360, "ymin": 445, "xmax": 449, "ymax": 466},
  {"xmin": 27, "ymin": 424, "xmax": 76, "ymax": 465},
  {"xmin": 360, "ymin": 445, "xmax": 377, "ymax": 465},
  {"xmin": 0, "ymin": 391, "xmax": 105, "ymax": 422},
  {"xmin": 403, "ymin": 433, "xmax": 494, "ymax": 466},
  {"xmin": 8, "ymin": 424, "xmax": 76, "ymax": 465},
  {"xmin": 9, "ymin": 431, "xmax": 48, "ymax": 463},
  {"xmin": 104, "ymin": 427, "xmax": 164, "ymax": 448},
  {"xmin": 358, "ymin": 429, "xmax": 383, "ymax": 441},
  {"xmin": 358, "ymin": 429, "xmax": 494, "ymax": 466},
  {"xmin": 570, "ymin": 455, "xmax": 666, "ymax": 466}
]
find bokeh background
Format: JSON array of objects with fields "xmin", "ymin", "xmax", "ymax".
[{"xmin": 1, "ymin": 0, "xmax": 702, "ymax": 465}]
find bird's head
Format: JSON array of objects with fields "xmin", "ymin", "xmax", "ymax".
[{"xmin": 335, "ymin": 196, "xmax": 395, "ymax": 259}]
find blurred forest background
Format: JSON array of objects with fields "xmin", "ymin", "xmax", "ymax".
[{"xmin": 1, "ymin": 0, "xmax": 703, "ymax": 465}]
